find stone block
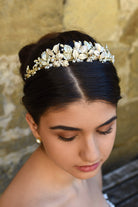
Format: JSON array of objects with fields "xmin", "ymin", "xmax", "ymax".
[
  {"xmin": 63, "ymin": 0, "xmax": 119, "ymax": 41},
  {"xmin": 128, "ymin": 73, "xmax": 138, "ymax": 98},
  {"xmin": 0, "ymin": 168, "xmax": 10, "ymax": 194},
  {"xmin": 127, "ymin": 46, "xmax": 138, "ymax": 98},
  {"xmin": 0, "ymin": 135, "xmax": 35, "ymax": 156},
  {"xmin": 105, "ymin": 42, "xmax": 130, "ymax": 69},
  {"xmin": 103, "ymin": 42, "xmax": 130, "ymax": 97},
  {"xmin": 0, "ymin": 55, "xmax": 28, "ymax": 143},
  {"xmin": 116, "ymin": 100, "xmax": 138, "ymax": 145},
  {"xmin": 0, "ymin": 55, "xmax": 21, "ymax": 96},
  {"xmin": 119, "ymin": 0, "xmax": 138, "ymax": 24},
  {"xmin": 120, "ymin": 9, "xmax": 138, "ymax": 44},
  {"xmin": 103, "ymin": 100, "xmax": 138, "ymax": 172},
  {"xmin": 120, "ymin": 0, "xmax": 138, "ymax": 13},
  {"xmin": 0, "ymin": 0, "xmax": 63, "ymax": 55},
  {"xmin": 0, "ymin": 88, "xmax": 4, "ymax": 116},
  {"xmin": 130, "ymin": 46, "xmax": 138, "ymax": 74},
  {"xmin": 103, "ymin": 136, "xmax": 138, "ymax": 173}
]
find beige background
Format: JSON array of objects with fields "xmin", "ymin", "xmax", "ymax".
[{"xmin": 0, "ymin": 0, "xmax": 138, "ymax": 193}]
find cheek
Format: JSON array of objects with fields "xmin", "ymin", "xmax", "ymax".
[
  {"xmin": 98, "ymin": 132, "xmax": 116, "ymax": 160},
  {"xmin": 42, "ymin": 136, "xmax": 76, "ymax": 165}
]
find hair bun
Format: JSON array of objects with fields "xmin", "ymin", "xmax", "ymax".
[
  {"xmin": 18, "ymin": 43, "xmax": 36, "ymax": 80},
  {"xmin": 18, "ymin": 43, "xmax": 35, "ymax": 64}
]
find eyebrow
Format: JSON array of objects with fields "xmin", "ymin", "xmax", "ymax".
[{"xmin": 49, "ymin": 115, "xmax": 117, "ymax": 131}]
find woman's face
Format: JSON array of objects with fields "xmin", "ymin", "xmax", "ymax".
[{"xmin": 29, "ymin": 100, "xmax": 117, "ymax": 180}]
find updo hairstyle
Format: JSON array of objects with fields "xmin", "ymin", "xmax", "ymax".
[{"xmin": 19, "ymin": 30, "xmax": 121, "ymax": 124}]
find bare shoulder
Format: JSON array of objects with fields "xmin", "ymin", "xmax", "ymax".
[
  {"xmin": 0, "ymin": 150, "xmax": 50, "ymax": 207},
  {"xmin": 0, "ymin": 164, "xmax": 36, "ymax": 206}
]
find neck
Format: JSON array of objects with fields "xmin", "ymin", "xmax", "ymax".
[{"xmin": 33, "ymin": 145, "xmax": 80, "ymax": 190}]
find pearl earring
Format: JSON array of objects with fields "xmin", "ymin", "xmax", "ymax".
[{"xmin": 36, "ymin": 138, "xmax": 41, "ymax": 144}]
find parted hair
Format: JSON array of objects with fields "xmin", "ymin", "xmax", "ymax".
[{"xmin": 19, "ymin": 30, "xmax": 121, "ymax": 124}]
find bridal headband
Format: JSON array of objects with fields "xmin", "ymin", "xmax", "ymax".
[{"xmin": 24, "ymin": 40, "xmax": 115, "ymax": 79}]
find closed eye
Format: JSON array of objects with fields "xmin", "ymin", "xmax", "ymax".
[
  {"xmin": 58, "ymin": 135, "xmax": 77, "ymax": 142},
  {"xmin": 58, "ymin": 127, "xmax": 113, "ymax": 142},
  {"xmin": 97, "ymin": 127, "xmax": 112, "ymax": 135}
]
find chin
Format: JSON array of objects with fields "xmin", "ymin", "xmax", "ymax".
[{"xmin": 71, "ymin": 170, "xmax": 98, "ymax": 180}]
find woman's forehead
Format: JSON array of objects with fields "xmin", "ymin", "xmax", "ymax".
[{"xmin": 40, "ymin": 100, "xmax": 116, "ymax": 126}]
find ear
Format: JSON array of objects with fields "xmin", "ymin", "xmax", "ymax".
[{"xmin": 26, "ymin": 113, "xmax": 40, "ymax": 139}]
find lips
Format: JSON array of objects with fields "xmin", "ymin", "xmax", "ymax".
[{"xmin": 76, "ymin": 162, "xmax": 100, "ymax": 172}]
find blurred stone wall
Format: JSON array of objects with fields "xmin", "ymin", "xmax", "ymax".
[{"xmin": 0, "ymin": 0, "xmax": 138, "ymax": 193}]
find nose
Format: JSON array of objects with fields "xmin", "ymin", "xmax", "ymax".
[{"xmin": 79, "ymin": 134, "xmax": 100, "ymax": 163}]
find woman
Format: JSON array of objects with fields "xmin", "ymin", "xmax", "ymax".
[{"xmin": 0, "ymin": 30, "xmax": 121, "ymax": 206}]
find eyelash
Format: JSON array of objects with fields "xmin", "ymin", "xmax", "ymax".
[
  {"xmin": 58, "ymin": 135, "xmax": 76, "ymax": 142},
  {"xmin": 98, "ymin": 127, "xmax": 112, "ymax": 135},
  {"xmin": 58, "ymin": 127, "xmax": 113, "ymax": 142}
]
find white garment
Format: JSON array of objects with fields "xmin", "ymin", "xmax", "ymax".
[{"xmin": 103, "ymin": 194, "xmax": 115, "ymax": 207}]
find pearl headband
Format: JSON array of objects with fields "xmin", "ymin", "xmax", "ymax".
[{"xmin": 24, "ymin": 40, "xmax": 115, "ymax": 79}]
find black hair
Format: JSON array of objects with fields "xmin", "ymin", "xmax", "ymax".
[{"xmin": 19, "ymin": 30, "xmax": 121, "ymax": 124}]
